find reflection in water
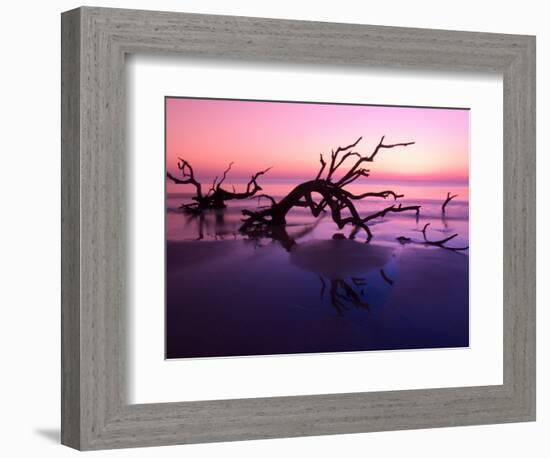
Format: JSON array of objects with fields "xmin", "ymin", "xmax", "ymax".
[
  {"xmin": 172, "ymin": 208, "xmax": 236, "ymax": 241},
  {"xmin": 239, "ymin": 216, "xmax": 400, "ymax": 316},
  {"xmin": 165, "ymin": 183, "xmax": 469, "ymax": 359},
  {"xmin": 321, "ymin": 277, "xmax": 370, "ymax": 315},
  {"xmin": 287, "ymin": 238, "xmax": 398, "ymax": 315}
]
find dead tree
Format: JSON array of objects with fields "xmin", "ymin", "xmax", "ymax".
[
  {"xmin": 396, "ymin": 223, "xmax": 468, "ymax": 251},
  {"xmin": 167, "ymin": 158, "xmax": 270, "ymax": 213},
  {"xmin": 240, "ymin": 136, "xmax": 420, "ymax": 242},
  {"xmin": 421, "ymin": 223, "xmax": 468, "ymax": 251},
  {"xmin": 442, "ymin": 192, "xmax": 458, "ymax": 213}
]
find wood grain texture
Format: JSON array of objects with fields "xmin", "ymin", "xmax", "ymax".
[
  {"xmin": 60, "ymin": 7, "xmax": 81, "ymax": 449},
  {"xmin": 61, "ymin": 6, "xmax": 536, "ymax": 450}
]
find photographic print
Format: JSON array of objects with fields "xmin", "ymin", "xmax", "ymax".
[{"xmin": 165, "ymin": 97, "xmax": 469, "ymax": 359}]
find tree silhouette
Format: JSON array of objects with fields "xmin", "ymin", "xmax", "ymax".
[
  {"xmin": 240, "ymin": 136, "xmax": 420, "ymax": 242},
  {"xmin": 167, "ymin": 158, "xmax": 270, "ymax": 213},
  {"xmin": 396, "ymin": 223, "xmax": 469, "ymax": 252},
  {"xmin": 442, "ymin": 192, "xmax": 458, "ymax": 214}
]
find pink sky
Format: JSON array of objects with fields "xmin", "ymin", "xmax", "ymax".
[{"xmin": 166, "ymin": 97, "xmax": 469, "ymax": 192}]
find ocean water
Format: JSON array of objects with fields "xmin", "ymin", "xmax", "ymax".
[
  {"xmin": 165, "ymin": 180, "xmax": 469, "ymax": 359},
  {"xmin": 167, "ymin": 181, "xmax": 469, "ymax": 245}
]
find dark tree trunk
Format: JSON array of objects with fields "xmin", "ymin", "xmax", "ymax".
[
  {"xmin": 240, "ymin": 136, "xmax": 421, "ymax": 242},
  {"xmin": 167, "ymin": 159, "xmax": 270, "ymax": 213}
]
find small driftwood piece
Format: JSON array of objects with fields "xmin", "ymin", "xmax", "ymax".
[
  {"xmin": 420, "ymin": 223, "xmax": 469, "ymax": 251},
  {"xmin": 442, "ymin": 192, "xmax": 458, "ymax": 214}
]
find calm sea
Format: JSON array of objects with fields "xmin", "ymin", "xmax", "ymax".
[
  {"xmin": 165, "ymin": 180, "xmax": 469, "ymax": 359},
  {"xmin": 166, "ymin": 180, "xmax": 469, "ymax": 248}
]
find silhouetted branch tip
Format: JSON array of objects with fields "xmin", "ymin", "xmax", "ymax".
[
  {"xmin": 420, "ymin": 223, "xmax": 468, "ymax": 251},
  {"xmin": 442, "ymin": 192, "xmax": 459, "ymax": 213},
  {"xmin": 167, "ymin": 158, "xmax": 270, "ymax": 212},
  {"xmin": 240, "ymin": 135, "xmax": 418, "ymax": 243}
]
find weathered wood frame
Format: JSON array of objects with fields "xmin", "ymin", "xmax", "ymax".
[{"xmin": 61, "ymin": 6, "xmax": 536, "ymax": 450}]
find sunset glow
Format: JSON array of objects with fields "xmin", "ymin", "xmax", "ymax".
[
  {"xmin": 165, "ymin": 96, "xmax": 470, "ymax": 358},
  {"xmin": 166, "ymin": 97, "xmax": 469, "ymax": 194}
]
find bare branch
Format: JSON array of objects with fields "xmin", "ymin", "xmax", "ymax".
[
  {"xmin": 331, "ymin": 151, "xmax": 361, "ymax": 176},
  {"xmin": 217, "ymin": 162, "xmax": 234, "ymax": 188},
  {"xmin": 169, "ymin": 159, "xmax": 270, "ymax": 211},
  {"xmin": 344, "ymin": 190, "xmax": 404, "ymax": 200},
  {"xmin": 315, "ymin": 154, "xmax": 327, "ymax": 180},
  {"xmin": 166, "ymin": 157, "xmax": 203, "ymax": 198},
  {"xmin": 367, "ymin": 135, "xmax": 415, "ymax": 162},
  {"xmin": 362, "ymin": 204, "xmax": 420, "ymax": 223},
  {"xmin": 327, "ymin": 137, "xmax": 363, "ymax": 178},
  {"xmin": 338, "ymin": 168, "xmax": 371, "ymax": 187},
  {"xmin": 313, "ymin": 137, "xmax": 364, "ymax": 181},
  {"xmin": 208, "ymin": 175, "xmax": 219, "ymax": 196},
  {"xmin": 442, "ymin": 192, "xmax": 458, "ymax": 213},
  {"xmin": 336, "ymin": 136, "xmax": 414, "ymax": 186},
  {"xmin": 334, "ymin": 136, "xmax": 363, "ymax": 155},
  {"xmin": 245, "ymin": 167, "xmax": 272, "ymax": 195},
  {"xmin": 166, "ymin": 172, "xmax": 188, "ymax": 185},
  {"xmin": 240, "ymin": 136, "xmax": 420, "ymax": 244},
  {"xmin": 252, "ymin": 194, "xmax": 277, "ymax": 206},
  {"xmin": 421, "ymin": 223, "xmax": 468, "ymax": 251}
]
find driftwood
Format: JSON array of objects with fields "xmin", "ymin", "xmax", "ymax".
[
  {"xmin": 167, "ymin": 158, "xmax": 270, "ymax": 213},
  {"xmin": 240, "ymin": 136, "xmax": 420, "ymax": 242},
  {"xmin": 397, "ymin": 223, "xmax": 468, "ymax": 252},
  {"xmin": 421, "ymin": 223, "xmax": 468, "ymax": 251},
  {"xmin": 442, "ymin": 192, "xmax": 458, "ymax": 213}
]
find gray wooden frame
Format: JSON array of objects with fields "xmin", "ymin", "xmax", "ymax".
[{"xmin": 61, "ymin": 6, "xmax": 536, "ymax": 451}]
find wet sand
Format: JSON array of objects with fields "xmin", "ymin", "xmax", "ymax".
[
  {"xmin": 166, "ymin": 182, "xmax": 469, "ymax": 359},
  {"xmin": 166, "ymin": 238, "xmax": 468, "ymax": 359}
]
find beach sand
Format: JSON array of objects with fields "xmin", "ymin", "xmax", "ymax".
[
  {"xmin": 165, "ymin": 182, "xmax": 469, "ymax": 359},
  {"xmin": 166, "ymin": 237, "xmax": 468, "ymax": 359}
]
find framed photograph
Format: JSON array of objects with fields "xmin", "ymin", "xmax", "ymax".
[
  {"xmin": 164, "ymin": 97, "xmax": 470, "ymax": 359},
  {"xmin": 61, "ymin": 6, "xmax": 536, "ymax": 450}
]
